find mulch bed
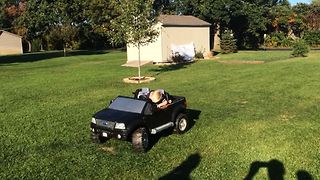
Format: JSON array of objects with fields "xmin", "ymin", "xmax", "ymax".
[{"xmin": 123, "ymin": 76, "xmax": 155, "ymax": 84}]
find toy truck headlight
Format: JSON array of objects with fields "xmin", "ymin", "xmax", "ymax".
[
  {"xmin": 115, "ymin": 123, "xmax": 126, "ymax": 130},
  {"xmin": 91, "ymin": 117, "xmax": 96, "ymax": 124}
]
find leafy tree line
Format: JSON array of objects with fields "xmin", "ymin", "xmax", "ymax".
[
  {"xmin": 160, "ymin": 0, "xmax": 320, "ymax": 49},
  {"xmin": 1, "ymin": 0, "xmax": 320, "ymax": 52},
  {"xmin": 0, "ymin": 0, "xmax": 116, "ymax": 52}
]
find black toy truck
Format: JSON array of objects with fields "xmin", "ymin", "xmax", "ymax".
[{"xmin": 90, "ymin": 90, "xmax": 188, "ymax": 152}]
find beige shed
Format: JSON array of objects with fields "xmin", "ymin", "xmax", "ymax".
[
  {"xmin": 127, "ymin": 15, "xmax": 211, "ymax": 63},
  {"xmin": 0, "ymin": 30, "xmax": 23, "ymax": 55}
]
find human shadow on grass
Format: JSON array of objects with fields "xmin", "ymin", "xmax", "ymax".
[
  {"xmin": 244, "ymin": 159, "xmax": 313, "ymax": 180},
  {"xmin": 296, "ymin": 170, "xmax": 313, "ymax": 180},
  {"xmin": 159, "ymin": 153, "xmax": 201, "ymax": 180},
  {"xmin": 0, "ymin": 50, "xmax": 109, "ymax": 65},
  {"xmin": 147, "ymin": 109, "xmax": 201, "ymax": 152}
]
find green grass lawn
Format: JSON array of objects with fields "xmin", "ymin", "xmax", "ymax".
[
  {"xmin": 1, "ymin": 51, "xmax": 320, "ymax": 179},
  {"xmin": 216, "ymin": 50, "xmax": 292, "ymax": 62}
]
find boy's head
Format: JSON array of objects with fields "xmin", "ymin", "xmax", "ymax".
[{"xmin": 149, "ymin": 90, "xmax": 162, "ymax": 103}]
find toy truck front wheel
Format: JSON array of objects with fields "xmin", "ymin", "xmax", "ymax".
[
  {"xmin": 132, "ymin": 127, "xmax": 149, "ymax": 152},
  {"xmin": 91, "ymin": 132, "xmax": 109, "ymax": 144}
]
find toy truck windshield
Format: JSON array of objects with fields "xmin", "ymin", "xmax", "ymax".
[{"xmin": 109, "ymin": 96, "xmax": 146, "ymax": 114}]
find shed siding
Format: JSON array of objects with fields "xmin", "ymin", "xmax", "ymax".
[
  {"xmin": 127, "ymin": 33, "xmax": 162, "ymax": 62},
  {"xmin": 0, "ymin": 32, "xmax": 23, "ymax": 55},
  {"xmin": 127, "ymin": 23, "xmax": 162, "ymax": 63},
  {"xmin": 161, "ymin": 26, "xmax": 210, "ymax": 61},
  {"xmin": 126, "ymin": 16, "xmax": 211, "ymax": 63}
]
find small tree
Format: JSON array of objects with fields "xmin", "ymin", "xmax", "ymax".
[
  {"xmin": 109, "ymin": 0, "xmax": 159, "ymax": 83},
  {"xmin": 61, "ymin": 23, "xmax": 79, "ymax": 56},
  {"xmin": 220, "ymin": 30, "xmax": 237, "ymax": 54}
]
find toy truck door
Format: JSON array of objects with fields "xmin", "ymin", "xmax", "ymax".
[{"xmin": 144, "ymin": 102, "xmax": 174, "ymax": 129}]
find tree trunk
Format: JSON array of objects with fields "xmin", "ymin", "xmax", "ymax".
[
  {"xmin": 138, "ymin": 44, "xmax": 141, "ymax": 83},
  {"xmin": 213, "ymin": 24, "xmax": 221, "ymax": 52},
  {"xmin": 40, "ymin": 38, "xmax": 44, "ymax": 51},
  {"xmin": 27, "ymin": 40, "xmax": 31, "ymax": 52},
  {"xmin": 64, "ymin": 45, "xmax": 67, "ymax": 57}
]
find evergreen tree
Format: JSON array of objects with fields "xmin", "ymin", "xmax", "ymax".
[{"xmin": 220, "ymin": 30, "xmax": 237, "ymax": 54}]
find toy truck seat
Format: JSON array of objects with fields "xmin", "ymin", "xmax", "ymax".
[{"xmin": 133, "ymin": 87, "xmax": 150, "ymax": 100}]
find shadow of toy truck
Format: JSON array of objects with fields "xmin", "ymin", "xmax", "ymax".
[{"xmin": 90, "ymin": 95, "xmax": 188, "ymax": 152}]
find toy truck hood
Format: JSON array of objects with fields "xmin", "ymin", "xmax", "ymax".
[{"xmin": 93, "ymin": 108, "xmax": 142, "ymax": 123}]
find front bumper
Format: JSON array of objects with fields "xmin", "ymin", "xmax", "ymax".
[{"xmin": 90, "ymin": 123, "xmax": 129, "ymax": 140}]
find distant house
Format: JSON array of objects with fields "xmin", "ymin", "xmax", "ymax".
[
  {"xmin": 127, "ymin": 15, "xmax": 211, "ymax": 63},
  {"xmin": 0, "ymin": 30, "xmax": 23, "ymax": 55}
]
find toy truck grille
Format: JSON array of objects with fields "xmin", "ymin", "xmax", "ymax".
[{"xmin": 96, "ymin": 119, "xmax": 115, "ymax": 130}]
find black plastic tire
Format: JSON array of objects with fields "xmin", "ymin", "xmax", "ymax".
[
  {"xmin": 91, "ymin": 132, "xmax": 109, "ymax": 144},
  {"xmin": 174, "ymin": 113, "xmax": 189, "ymax": 134},
  {"xmin": 132, "ymin": 127, "xmax": 149, "ymax": 152}
]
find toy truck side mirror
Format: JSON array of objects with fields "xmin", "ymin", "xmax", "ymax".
[{"xmin": 108, "ymin": 99, "xmax": 114, "ymax": 106}]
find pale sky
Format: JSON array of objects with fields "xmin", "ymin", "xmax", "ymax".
[{"xmin": 289, "ymin": 0, "xmax": 311, "ymax": 5}]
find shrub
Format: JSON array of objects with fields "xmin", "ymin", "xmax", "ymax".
[
  {"xmin": 171, "ymin": 52, "xmax": 184, "ymax": 63},
  {"xmin": 292, "ymin": 39, "xmax": 310, "ymax": 57},
  {"xmin": 31, "ymin": 39, "xmax": 41, "ymax": 52},
  {"xmin": 46, "ymin": 28, "xmax": 64, "ymax": 50},
  {"xmin": 303, "ymin": 30, "xmax": 320, "ymax": 47},
  {"xmin": 220, "ymin": 30, "xmax": 237, "ymax": 54},
  {"xmin": 194, "ymin": 51, "xmax": 204, "ymax": 59},
  {"xmin": 264, "ymin": 32, "xmax": 294, "ymax": 48}
]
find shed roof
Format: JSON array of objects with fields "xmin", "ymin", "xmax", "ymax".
[
  {"xmin": 0, "ymin": 30, "xmax": 22, "ymax": 38},
  {"xmin": 158, "ymin": 15, "xmax": 211, "ymax": 27}
]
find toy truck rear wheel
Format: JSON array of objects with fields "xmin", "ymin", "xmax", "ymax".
[
  {"xmin": 174, "ymin": 113, "xmax": 189, "ymax": 134},
  {"xmin": 132, "ymin": 127, "xmax": 149, "ymax": 152}
]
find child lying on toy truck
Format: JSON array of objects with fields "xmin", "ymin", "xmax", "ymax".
[
  {"xmin": 133, "ymin": 88, "xmax": 173, "ymax": 109},
  {"xmin": 91, "ymin": 88, "xmax": 188, "ymax": 152}
]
